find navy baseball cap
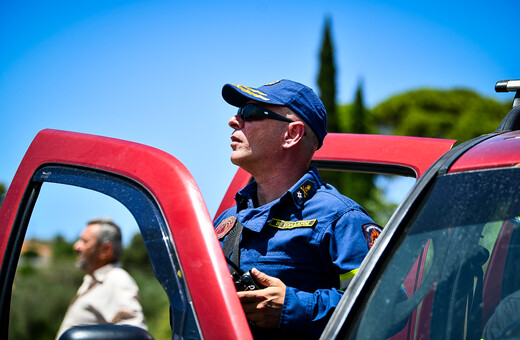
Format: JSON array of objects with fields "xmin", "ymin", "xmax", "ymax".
[{"xmin": 222, "ymin": 79, "xmax": 327, "ymax": 149}]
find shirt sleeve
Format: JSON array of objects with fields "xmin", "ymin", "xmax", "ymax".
[
  {"xmin": 279, "ymin": 209, "xmax": 376, "ymax": 337},
  {"xmin": 280, "ymin": 287, "xmax": 344, "ymax": 338},
  {"xmin": 105, "ymin": 269, "xmax": 148, "ymax": 329}
]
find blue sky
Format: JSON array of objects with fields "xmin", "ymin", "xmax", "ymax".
[{"xmin": 1, "ymin": 0, "xmax": 519, "ymax": 244}]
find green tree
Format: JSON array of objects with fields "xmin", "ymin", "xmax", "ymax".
[
  {"xmin": 317, "ymin": 17, "xmax": 338, "ymax": 132},
  {"xmin": 121, "ymin": 233, "xmax": 151, "ymax": 270},
  {"xmin": 9, "ymin": 245, "xmax": 82, "ymax": 340},
  {"xmin": 350, "ymin": 80, "xmax": 374, "ymax": 134},
  {"xmin": 316, "ymin": 19, "xmax": 391, "ymax": 224},
  {"xmin": 0, "ymin": 182, "xmax": 6, "ymax": 207},
  {"xmin": 52, "ymin": 235, "xmax": 75, "ymax": 259},
  {"xmin": 372, "ymin": 88, "xmax": 510, "ymax": 141},
  {"xmin": 339, "ymin": 82, "xmax": 397, "ymax": 224},
  {"xmin": 342, "ymin": 81, "xmax": 376, "ymax": 205},
  {"xmin": 122, "ymin": 233, "xmax": 171, "ymax": 339}
]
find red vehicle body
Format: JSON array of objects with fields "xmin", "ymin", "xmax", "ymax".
[
  {"xmin": 0, "ymin": 129, "xmax": 453, "ymax": 339},
  {"xmin": 216, "ymin": 132, "xmax": 455, "ymax": 216},
  {"xmin": 0, "ymin": 79, "xmax": 517, "ymax": 339},
  {"xmin": 321, "ymin": 81, "xmax": 520, "ymax": 340}
]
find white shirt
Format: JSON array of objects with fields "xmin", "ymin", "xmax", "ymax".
[{"xmin": 56, "ymin": 263, "xmax": 147, "ymax": 339}]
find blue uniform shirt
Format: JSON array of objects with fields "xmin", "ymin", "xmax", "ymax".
[{"xmin": 214, "ymin": 167, "xmax": 381, "ymax": 339}]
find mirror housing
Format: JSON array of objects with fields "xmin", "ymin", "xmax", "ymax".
[{"xmin": 58, "ymin": 324, "xmax": 154, "ymax": 340}]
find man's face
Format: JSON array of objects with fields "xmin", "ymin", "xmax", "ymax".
[
  {"xmin": 73, "ymin": 224, "xmax": 103, "ymax": 274},
  {"xmin": 228, "ymin": 102, "xmax": 292, "ymax": 172}
]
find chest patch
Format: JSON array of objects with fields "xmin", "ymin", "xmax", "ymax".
[
  {"xmin": 362, "ymin": 223, "xmax": 382, "ymax": 248},
  {"xmin": 268, "ymin": 218, "xmax": 317, "ymax": 230},
  {"xmin": 215, "ymin": 216, "xmax": 237, "ymax": 240}
]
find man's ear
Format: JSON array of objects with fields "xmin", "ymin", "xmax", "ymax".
[
  {"xmin": 98, "ymin": 242, "xmax": 114, "ymax": 262},
  {"xmin": 282, "ymin": 121, "xmax": 305, "ymax": 149}
]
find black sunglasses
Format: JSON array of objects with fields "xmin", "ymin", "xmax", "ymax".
[{"xmin": 238, "ymin": 103, "xmax": 294, "ymax": 123}]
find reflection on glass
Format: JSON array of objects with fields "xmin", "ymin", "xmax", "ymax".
[{"xmin": 348, "ymin": 167, "xmax": 520, "ymax": 340}]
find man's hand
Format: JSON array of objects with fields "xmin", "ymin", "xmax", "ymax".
[{"xmin": 237, "ymin": 268, "xmax": 286, "ymax": 328}]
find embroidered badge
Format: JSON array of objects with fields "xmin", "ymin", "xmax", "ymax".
[
  {"xmin": 362, "ymin": 223, "xmax": 382, "ymax": 248},
  {"xmin": 215, "ymin": 216, "xmax": 237, "ymax": 240},
  {"xmin": 292, "ymin": 179, "xmax": 316, "ymax": 206},
  {"xmin": 268, "ymin": 218, "xmax": 317, "ymax": 230}
]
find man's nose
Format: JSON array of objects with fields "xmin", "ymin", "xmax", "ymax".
[{"xmin": 228, "ymin": 114, "xmax": 243, "ymax": 129}]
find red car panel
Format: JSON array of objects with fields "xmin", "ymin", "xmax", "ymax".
[
  {"xmin": 314, "ymin": 133, "xmax": 456, "ymax": 178},
  {"xmin": 449, "ymin": 130, "xmax": 520, "ymax": 173},
  {"xmin": 215, "ymin": 133, "xmax": 456, "ymax": 218},
  {"xmin": 0, "ymin": 129, "xmax": 457, "ymax": 339}
]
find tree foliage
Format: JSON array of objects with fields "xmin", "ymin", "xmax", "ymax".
[
  {"xmin": 0, "ymin": 182, "xmax": 6, "ymax": 207},
  {"xmin": 350, "ymin": 81, "xmax": 375, "ymax": 134},
  {"xmin": 316, "ymin": 21, "xmax": 388, "ymax": 223},
  {"xmin": 122, "ymin": 233, "xmax": 171, "ymax": 338},
  {"xmin": 372, "ymin": 88, "xmax": 510, "ymax": 141},
  {"xmin": 317, "ymin": 17, "xmax": 338, "ymax": 132},
  {"xmin": 121, "ymin": 232, "xmax": 151, "ymax": 270},
  {"xmin": 337, "ymin": 82, "xmax": 377, "ymax": 204},
  {"xmin": 10, "ymin": 241, "xmax": 83, "ymax": 340},
  {"xmin": 52, "ymin": 235, "xmax": 76, "ymax": 259}
]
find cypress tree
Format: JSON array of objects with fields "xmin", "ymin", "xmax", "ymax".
[
  {"xmin": 317, "ymin": 17, "xmax": 338, "ymax": 132},
  {"xmin": 344, "ymin": 80, "xmax": 375, "ymax": 204},
  {"xmin": 316, "ymin": 18, "xmax": 385, "ymax": 224},
  {"xmin": 351, "ymin": 79, "xmax": 370, "ymax": 133}
]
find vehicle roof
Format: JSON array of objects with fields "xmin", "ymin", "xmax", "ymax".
[
  {"xmin": 449, "ymin": 130, "xmax": 520, "ymax": 174},
  {"xmin": 314, "ymin": 133, "xmax": 456, "ymax": 178}
]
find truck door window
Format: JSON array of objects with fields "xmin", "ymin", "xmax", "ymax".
[
  {"xmin": 6, "ymin": 165, "xmax": 201, "ymax": 340},
  {"xmin": 318, "ymin": 169, "xmax": 415, "ymax": 226}
]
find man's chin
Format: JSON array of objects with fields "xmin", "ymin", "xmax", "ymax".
[
  {"xmin": 230, "ymin": 152, "xmax": 250, "ymax": 167},
  {"xmin": 75, "ymin": 260, "xmax": 86, "ymax": 270},
  {"xmin": 230, "ymin": 157, "xmax": 240, "ymax": 166}
]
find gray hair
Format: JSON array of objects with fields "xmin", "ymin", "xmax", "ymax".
[{"xmin": 87, "ymin": 218, "xmax": 123, "ymax": 262}]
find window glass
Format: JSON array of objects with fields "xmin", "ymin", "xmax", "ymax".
[
  {"xmin": 345, "ymin": 167, "xmax": 520, "ymax": 340},
  {"xmin": 319, "ymin": 170, "xmax": 415, "ymax": 226},
  {"xmin": 9, "ymin": 165, "xmax": 199, "ymax": 340}
]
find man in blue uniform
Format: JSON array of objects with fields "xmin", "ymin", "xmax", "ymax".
[{"xmin": 214, "ymin": 79, "xmax": 381, "ymax": 339}]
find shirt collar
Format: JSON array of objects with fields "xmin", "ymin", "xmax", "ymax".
[
  {"xmin": 89, "ymin": 262, "xmax": 121, "ymax": 283},
  {"xmin": 235, "ymin": 166, "xmax": 322, "ymax": 209},
  {"xmin": 233, "ymin": 167, "xmax": 322, "ymax": 231}
]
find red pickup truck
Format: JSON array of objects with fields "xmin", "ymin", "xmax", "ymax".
[{"xmin": 0, "ymin": 80, "xmax": 518, "ymax": 339}]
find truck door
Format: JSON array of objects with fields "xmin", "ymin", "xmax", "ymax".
[{"xmin": 0, "ymin": 129, "xmax": 251, "ymax": 340}]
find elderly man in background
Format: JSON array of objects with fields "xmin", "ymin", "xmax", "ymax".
[{"xmin": 56, "ymin": 218, "xmax": 146, "ymax": 339}]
